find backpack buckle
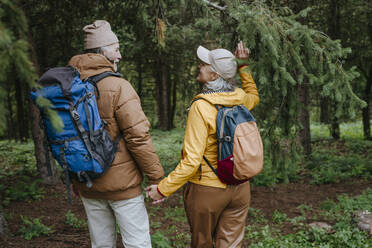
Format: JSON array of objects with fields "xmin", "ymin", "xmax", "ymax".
[{"xmin": 71, "ymin": 109, "xmax": 80, "ymax": 120}]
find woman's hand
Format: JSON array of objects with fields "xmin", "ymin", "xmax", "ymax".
[
  {"xmin": 234, "ymin": 41, "xmax": 250, "ymax": 60},
  {"xmin": 145, "ymin": 185, "xmax": 165, "ymax": 204}
]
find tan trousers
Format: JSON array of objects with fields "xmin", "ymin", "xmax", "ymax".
[
  {"xmin": 183, "ymin": 181, "xmax": 251, "ymax": 248},
  {"xmin": 81, "ymin": 195, "xmax": 152, "ymax": 248}
]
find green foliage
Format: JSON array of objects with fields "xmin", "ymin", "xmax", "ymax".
[
  {"xmin": 311, "ymin": 121, "xmax": 369, "ymax": 140},
  {"xmin": 151, "ymin": 230, "xmax": 173, "ymax": 248},
  {"xmin": 328, "ymin": 189, "xmax": 372, "ymax": 214},
  {"xmin": 147, "ymin": 191, "xmax": 191, "ymax": 247},
  {"xmin": 2, "ymin": 177, "xmax": 44, "ymax": 207},
  {"xmin": 150, "ymin": 128, "xmax": 184, "ymax": 174},
  {"xmin": 0, "ymin": 0, "xmax": 38, "ymax": 137},
  {"xmin": 5, "ymin": 0, "xmax": 366, "ymax": 174},
  {"xmin": 308, "ymin": 139, "xmax": 372, "ymax": 184},
  {"xmin": 248, "ymin": 207, "xmax": 268, "ymax": 224},
  {"xmin": 245, "ymin": 189, "xmax": 372, "ymax": 247},
  {"xmin": 272, "ymin": 210, "xmax": 288, "ymax": 224},
  {"xmin": 35, "ymin": 96, "xmax": 64, "ymax": 133},
  {"xmin": 19, "ymin": 215, "xmax": 54, "ymax": 240},
  {"xmin": 231, "ymin": 0, "xmax": 364, "ymax": 178},
  {"xmin": 252, "ymin": 156, "xmax": 300, "ymax": 186},
  {"xmin": 0, "ymin": 140, "xmax": 42, "ymax": 207},
  {"xmin": 0, "ymin": 140, "xmax": 37, "ymax": 179},
  {"xmin": 65, "ymin": 210, "xmax": 87, "ymax": 229},
  {"xmin": 163, "ymin": 206, "xmax": 187, "ymax": 223},
  {"xmin": 289, "ymin": 215, "xmax": 306, "ymax": 225},
  {"xmin": 171, "ymin": 231, "xmax": 191, "ymax": 248},
  {"xmin": 149, "ymin": 122, "xmax": 371, "ymax": 187}
]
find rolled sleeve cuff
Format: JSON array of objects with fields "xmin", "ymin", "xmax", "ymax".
[
  {"xmin": 157, "ymin": 186, "xmax": 166, "ymax": 198},
  {"xmin": 238, "ymin": 64, "xmax": 249, "ymax": 70}
]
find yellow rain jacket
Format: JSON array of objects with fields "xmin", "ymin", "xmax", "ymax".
[{"xmin": 157, "ymin": 66, "xmax": 259, "ymax": 197}]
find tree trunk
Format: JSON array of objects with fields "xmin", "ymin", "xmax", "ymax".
[
  {"xmin": 328, "ymin": 0, "xmax": 341, "ymax": 139},
  {"xmin": 362, "ymin": 64, "xmax": 371, "ymax": 140},
  {"xmin": 6, "ymin": 84, "xmax": 15, "ymax": 140},
  {"xmin": 169, "ymin": 75, "xmax": 177, "ymax": 129},
  {"xmin": 0, "ymin": 207, "xmax": 7, "ymax": 237},
  {"xmin": 28, "ymin": 35, "xmax": 59, "ymax": 184},
  {"xmin": 330, "ymin": 103, "xmax": 340, "ymax": 140},
  {"xmin": 298, "ymin": 81, "xmax": 312, "ymax": 157},
  {"xmin": 156, "ymin": 61, "xmax": 170, "ymax": 130},
  {"xmin": 29, "ymin": 102, "xmax": 59, "ymax": 185},
  {"xmin": 14, "ymin": 75, "xmax": 29, "ymax": 142},
  {"xmin": 320, "ymin": 97, "xmax": 329, "ymax": 124},
  {"xmin": 23, "ymin": 84, "xmax": 31, "ymax": 140}
]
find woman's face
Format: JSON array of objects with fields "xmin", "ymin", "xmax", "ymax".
[{"xmin": 196, "ymin": 63, "xmax": 219, "ymax": 84}]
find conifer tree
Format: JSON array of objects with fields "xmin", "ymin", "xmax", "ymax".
[
  {"xmin": 201, "ymin": 0, "xmax": 365, "ymax": 180},
  {"xmin": 18, "ymin": 0, "xmax": 366, "ymax": 181},
  {"xmin": 0, "ymin": 0, "xmax": 59, "ymax": 183}
]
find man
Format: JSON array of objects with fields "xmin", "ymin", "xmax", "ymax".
[{"xmin": 68, "ymin": 20, "xmax": 164, "ymax": 248}]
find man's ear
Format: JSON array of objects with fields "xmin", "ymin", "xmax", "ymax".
[{"xmin": 210, "ymin": 72, "xmax": 219, "ymax": 81}]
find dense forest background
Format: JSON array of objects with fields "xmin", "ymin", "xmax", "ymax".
[
  {"xmin": 1, "ymin": 0, "xmax": 370, "ymax": 182},
  {"xmin": 0, "ymin": 1, "xmax": 371, "ymax": 246}
]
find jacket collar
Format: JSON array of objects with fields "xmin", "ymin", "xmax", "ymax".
[{"xmin": 68, "ymin": 53, "xmax": 115, "ymax": 81}]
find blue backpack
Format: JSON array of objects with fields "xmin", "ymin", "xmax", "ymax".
[
  {"xmin": 194, "ymin": 98, "xmax": 264, "ymax": 185},
  {"xmin": 30, "ymin": 66, "xmax": 122, "ymax": 201}
]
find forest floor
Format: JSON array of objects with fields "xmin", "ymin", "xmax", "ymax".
[
  {"xmin": 0, "ymin": 176, "xmax": 371, "ymax": 247},
  {"xmin": 0, "ymin": 122, "xmax": 371, "ymax": 247}
]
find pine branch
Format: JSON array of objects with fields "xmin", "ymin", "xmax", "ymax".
[
  {"xmin": 201, "ymin": 0, "xmax": 227, "ymax": 11},
  {"xmin": 201, "ymin": 0, "xmax": 238, "ymax": 22}
]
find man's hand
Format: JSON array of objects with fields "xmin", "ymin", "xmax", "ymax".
[
  {"xmin": 145, "ymin": 185, "xmax": 165, "ymax": 204},
  {"xmin": 234, "ymin": 41, "xmax": 250, "ymax": 60}
]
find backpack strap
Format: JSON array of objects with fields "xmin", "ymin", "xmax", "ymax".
[
  {"xmin": 203, "ymin": 156, "xmax": 218, "ymax": 177},
  {"xmin": 190, "ymin": 97, "xmax": 220, "ymax": 110},
  {"xmin": 86, "ymin": 71, "xmax": 123, "ymax": 99},
  {"xmin": 191, "ymin": 98, "xmax": 220, "ymax": 180},
  {"xmin": 59, "ymin": 145, "xmax": 72, "ymax": 204}
]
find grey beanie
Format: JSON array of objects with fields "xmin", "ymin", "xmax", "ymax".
[{"xmin": 83, "ymin": 20, "xmax": 119, "ymax": 50}]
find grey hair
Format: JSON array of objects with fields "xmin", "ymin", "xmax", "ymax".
[
  {"xmin": 202, "ymin": 77, "xmax": 235, "ymax": 93},
  {"xmin": 84, "ymin": 46, "xmax": 108, "ymax": 55}
]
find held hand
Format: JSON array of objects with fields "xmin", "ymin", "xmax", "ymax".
[
  {"xmin": 71, "ymin": 184, "xmax": 80, "ymax": 198},
  {"xmin": 145, "ymin": 185, "xmax": 165, "ymax": 204},
  {"xmin": 234, "ymin": 41, "xmax": 250, "ymax": 60}
]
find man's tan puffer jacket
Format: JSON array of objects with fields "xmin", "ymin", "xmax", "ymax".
[{"xmin": 68, "ymin": 53, "xmax": 164, "ymax": 200}]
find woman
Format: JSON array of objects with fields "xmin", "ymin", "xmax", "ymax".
[{"xmin": 146, "ymin": 41, "xmax": 259, "ymax": 248}]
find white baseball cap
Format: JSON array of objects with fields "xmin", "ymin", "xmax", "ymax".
[{"xmin": 197, "ymin": 45, "xmax": 237, "ymax": 80}]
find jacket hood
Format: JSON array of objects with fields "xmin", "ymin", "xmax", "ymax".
[
  {"xmin": 193, "ymin": 88, "xmax": 247, "ymax": 107},
  {"xmin": 68, "ymin": 53, "xmax": 115, "ymax": 80}
]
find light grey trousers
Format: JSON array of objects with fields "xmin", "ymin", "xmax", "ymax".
[{"xmin": 81, "ymin": 194, "xmax": 152, "ymax": 248}]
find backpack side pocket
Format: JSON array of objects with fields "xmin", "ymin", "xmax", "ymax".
[{"xmin": 233, "ymin": 122, "xmax": 263, "ymax": 180}]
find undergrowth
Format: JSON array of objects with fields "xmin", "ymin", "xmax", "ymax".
[{"xmin": 245, "ymin": 189, "xmax": 372, "ymax": 247}]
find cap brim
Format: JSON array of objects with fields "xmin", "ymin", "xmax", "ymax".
[{"xmin": 197, "ymin": 46, "xmax": 211, "ymax": 64}]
